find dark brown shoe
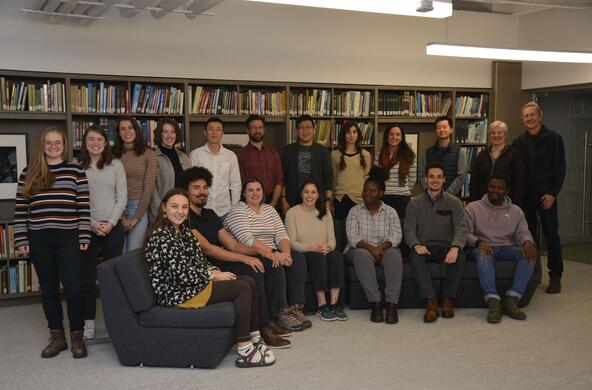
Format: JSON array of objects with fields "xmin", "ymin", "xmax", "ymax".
[
  {"xmin": 423, "ymin": 297, "xmax": 439, "ymax": 323},
  {"xmin": 260, "ymin": 326, "xmax": 291, "ymax": 349},
  {"xmin": 70, "ymin": 330, "xmax": 87, "ymax": 359},
  {"xmin": 370, "ymin": 302, "xmax": 383, "ymax": 323},
  {"xmin": 41, "ymin": 329, "xmax": 68, "ymax": 358},
  {"xmin": 546, "ymin": 275, "xmax": 561, "ymax": 294},
  {"xmin": 269, "ymin": 320, "xmax": 292, "ymax": 338},
  {"xmin": 441, "ymin": 296, "xmax": 455, "ymax": 319},
  {"xmin": 385, "ymin": 303, "xmax": 399, "ymax": 324}
]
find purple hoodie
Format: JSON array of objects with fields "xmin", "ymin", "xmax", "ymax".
[{"xmin": 465, "ymin": 194, "xmax": 533, "ymax": 247}]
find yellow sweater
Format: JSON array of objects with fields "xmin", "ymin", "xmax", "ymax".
[{"xmin": 331, "ymin": 149, "xmax": 372, "ymax": 203}]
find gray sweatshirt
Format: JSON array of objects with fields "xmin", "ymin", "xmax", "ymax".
[
  {"xmin": 404, "ymin": 191, "xmax": 468, "ymax": 249},
  {"xmin": 465, "ymin": 194, "xmax": 533, "ymax": 247}
]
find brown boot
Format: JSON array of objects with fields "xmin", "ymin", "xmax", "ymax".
[
  {"xmin": 41, "ymin": 329, "xmax": 68, "ymax": 358},
  {"xmin": 441, "ymin": 296, "xmax": 455, "ymax": 318},
  {"xmin": 260, "ymin": 326, "xmax": 291, "ymax": 349},
  {"xmin": 385, "ymin": 303, "xmax": 399, "ymax": 324},
  {"xmin": 370, "ymin": 302, "xmax": 383, "ymax": 323},
  {"xmin": 423, "ymin": 297, "xmax": 439, "ymax": 323},
  {"xmin": 70, "ymin": 330, "xmax": 88, "ymax": 359},
  {"xmin": 546, "ymin": 275, "xmax": 562, "ymax": 294}
]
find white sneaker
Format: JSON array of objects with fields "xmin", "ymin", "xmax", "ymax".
[{"xmin": 83, "ymin": 320, "xmax": 96, "ymax": 340}]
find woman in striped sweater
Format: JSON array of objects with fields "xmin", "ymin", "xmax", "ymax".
[
  {"xmin": 112, "ymin": 116, "xmax": 157, "ymax": 253},
  {"xmin": 375, "ymin": 125, "xmax": 417, "ymax": 218},
  {"xmin": 14, "ymin": 127, "xmax": 90, "ymax": 359}
]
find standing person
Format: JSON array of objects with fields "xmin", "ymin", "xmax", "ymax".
[
  {"xmin": 419, "ymin": 116, "xmax": 467, "ymax": 197},
  {"xmin": 112, "ymin": 116, "xmax": 157, "ymax": 253},
  {"xmin": 331, "ymin": 122, "xmax": 371, "ymax": 220},
  {"xmin": 189, "ymin": 117, "xmax": 241, "ymax": 219},
  {"xmin": 144, "ymin": 189, "xmax": 275, "ymax": 368},
  {"xmin": 469, "ymin": 120, "xmax": 524, "ymax": 205},
  {"xmin": 149, "ymin": 118, "xmax": 191, "ymax": 221},
  {"xmin": 224, "ymin": 179, "xmax": 309, "ymax": 332},
  {"xmin": 405, "ymin": 162, "xmax": 468, "ymax": 323},
  {"xmin": 375, "ymin": 125, "xmax": 417, "ymax": 218},
  {"xmin": 345, "ymin": 167, "xmax": 404, "ymax": 324},
  {"xmin": 513, "ymin": 101, "xmax": 566, "ymax": 294},
  {"xmin": 281, "ymin": 115, "xmax": 333, "ymax": 214},
  {"xmin": 236, "ymin": 115, "xmax": 284, "ymax": 208},
  {"xmin": 14, "ymin": 127, "xmax": 90, "ymax": 358},
  {"xmin": 78, "ymin": 125, "xmax": 127, "ymax": 340},
  {"xmin": 285, "ymin": 181, "xmax": 347, "ymax": 321}
]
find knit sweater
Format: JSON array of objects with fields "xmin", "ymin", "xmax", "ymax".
[
  {"xmin": 119, "ymin": 147, "xmax": 157, "ymax": 221},
  {"xmin": 84, "ymin": 159, "xmax": 127, "ymax": 226},
  {"xmin": 331, "ymin": 149, "xmax": 371, "ymax": 203},
  {"xmin": 14, "ymin": 161, "xmax": 91, "ymax": 248},
  {"xmin": 374, "ymin": 153, "xmax": 417, "ymax": 196},
  {"xmin": 284, "ymin": 205, "xmax": 336, "ymax": 252}
]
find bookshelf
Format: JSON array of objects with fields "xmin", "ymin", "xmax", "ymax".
[{"xmin": 0, "ymin": 221, "xmax": 40, "ymax": 299}]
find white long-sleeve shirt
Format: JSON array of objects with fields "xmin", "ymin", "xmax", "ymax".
[{"xmin": 190, "ymin": 143, "xmax": 241, "ymax": 217}]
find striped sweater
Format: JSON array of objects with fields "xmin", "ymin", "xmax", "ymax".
[
  {"xmin": 374, "ymin": 154, "xmax": 417, "ymax": 196},
  {"xmin": 14, "ymin": 161, "xmax": 91, "ymax": 248}
]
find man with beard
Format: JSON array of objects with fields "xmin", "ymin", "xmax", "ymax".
[{"xmin": 236, "ymin": 115, "xmax": 284, "ymax": 208}]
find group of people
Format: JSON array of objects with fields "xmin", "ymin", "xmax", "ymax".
[{"xmin": 13, "ymin": 100, "xmax": 566, "ymax": 369}]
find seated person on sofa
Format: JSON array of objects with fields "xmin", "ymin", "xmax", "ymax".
[
  {"xmin": 143, "ymin": 188, "xmax": 275, "ymax": 368},
  {"xmin": 345, "ymin": 166, "xmax": 403, "ymax": 324},
  {"xmin": 404, "ymin": 162, "xmax": 468, "ymax": 323},
  {"xmin": 182, "ymin": 167, "xmax": 291, "ymax": 349},
  {"xmin": 285, "ymin": 180, "xmax": 347, "ymax": 322},
  {"xmin": 465, "ymin": 175, "xmax": 537, "ymax": 323},
  {"xmin": 224, "ymin": 178, "xmax": 310, "ymax": 333}
]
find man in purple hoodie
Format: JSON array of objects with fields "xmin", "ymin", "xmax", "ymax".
[{"xmin": 465, "ymin": 175, "xmax": 538, "ymax": 323}]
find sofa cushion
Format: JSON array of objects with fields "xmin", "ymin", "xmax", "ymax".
[
  {"xmin": 138, "ymin": 302, "xmax": 235, "ymax": 328},
  {"xmin": 114, "ymin": 250, "xmax": 156, "ymax": 312}
]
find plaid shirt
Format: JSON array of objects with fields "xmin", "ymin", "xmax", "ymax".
[
  {"xmin": 345, "ymin": 202, "xmax": 402, "ymax": 252},
  {"xmin": 235, "ymin": 142, "xmax": 283, "ymax": 197}
]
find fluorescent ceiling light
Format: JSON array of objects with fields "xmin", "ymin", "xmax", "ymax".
[
  {"xmin": 426, "ymin": 43, "xmax": 592, "ymax": 64},
  {"xmin": 245, "ymin": 0, "xmax": 452, "ymax": 18}
]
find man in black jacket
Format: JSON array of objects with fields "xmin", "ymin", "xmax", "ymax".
[{"xmin": 512, "ymin": 101, "xmax": 566, "ymax": 294}]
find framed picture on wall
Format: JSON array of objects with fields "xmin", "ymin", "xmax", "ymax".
[
  {"xmin": 406, "ymin": 133, "xmax": 418, "ymax": 157},
  {"xmin": 0, "ymin": 134, "xmax": 27, "ymax": 199}
]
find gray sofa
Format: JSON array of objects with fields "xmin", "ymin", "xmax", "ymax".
[{"xmin": 97, "ymin": 250, "xmax": 236, "ymax": 368}]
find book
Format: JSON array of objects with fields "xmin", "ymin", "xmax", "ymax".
[{"xmin": 2, "ymin": 78, "xmax": 65, "ymax": 112}]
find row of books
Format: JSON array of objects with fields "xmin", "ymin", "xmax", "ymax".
[
  {"xmin": 455, "ymin": 119, "xmax": 488, "ymax": 144},
  {"xmin": 378, "ymin": 91, "xmax": 452, "ymax": 117},
  {"xmin": 1, "ymin": 78, "xmax": 66, "ymax": 112},
  {"xmin": 0, "ymin": 224, "xmax": 16, "ymax": 258},
  {"xmin": 0, "ymin": 261, "xmax": 40, "ymax": 295},
  {"xmin": 455, "ymin": 94, "xmax": 488, "ymax": 117},
  {"xmin": 333, "ymin": 91, "xmax": 374, "ymax": 117},
  {"xmin": 288, "ymin": 119, "xmax": 332, "ymax": 145},
  {"xmin": 239, "ymin": 89, "xmax": 287, "ymax": 116},
  {"xmin": 189, "ymin": 86, "xmax": 238, "ymax": 115},
  {"xmin": 333, "ymin": 121, "xmax": 374, "ymax": 146},
  {"xmin": 70, "ymin": 83, "xmax": 129, "ymax": 114},
  {"xmin": 131, "ymin": 84, "xmax": 184, "ymax": 115},
  {"xmin": 461, "ymin": 146, "xmax": 486, "ymax": 171},
  {"xmin": 289, "ymin": 89, "xmax": 332, "ymax": 116}
]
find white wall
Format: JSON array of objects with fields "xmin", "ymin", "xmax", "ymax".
[
  {"xmin": 520, "ymin": 8, "xmax": 592, "ymax": 90},
  {"xmin": 0, "ymin": 0, "xmax": 520, "ymax": 88}
]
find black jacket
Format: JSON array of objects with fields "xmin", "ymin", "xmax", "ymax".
[{"xmin": 512, "ymin": 125, "xmax": 566, "ymax": 198}]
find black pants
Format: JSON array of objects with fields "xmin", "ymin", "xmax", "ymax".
[
  {"xmin": 29, "ymin": 229, "xmax": 84, "ymax": 331},
  {"xmin": 209, "ymin": 276, "xmax": 258, "ymax": 342},
  {"xmin": 303, "ymin": 250, "xmax": 344, "ymax": 292},
  {"xmin": 81, "ymin": 223, "xmax": 124, "ymax": 320},
  {"xmin": 523, "ymin": 196, "xmax": 563, "ymax": 277},
  {"xmin": 284, "ymin": 251, "xmax": 307, "ymax": 307},
  {"xmin": 409, "ymin": 245, "xmax": 466, "ymax": 300},
  {"xmin": 333, "ymin": 195, "xmax": 357, "ymax": 220},
  {"xmin": 381, "ymin": 194, "xmax": 410, "ymax": 219}
]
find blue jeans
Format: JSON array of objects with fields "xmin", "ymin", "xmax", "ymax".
[
  {"xmin": 122, "ymin": 199, "xmax": 149, "ymax": 253},
  {"xmin": 470, "ymin": 246, "xmax": 534, "ymax": 302}
]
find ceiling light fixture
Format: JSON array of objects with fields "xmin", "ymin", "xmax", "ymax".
[
  {"xmin": 426, "ymin": 43, "xmax": 592, "ymax": 64},
  {"xmin": 245, "ymin": 0, "xmax": 453, "ymax": 18}
]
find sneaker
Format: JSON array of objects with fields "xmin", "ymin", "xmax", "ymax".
[
  {"xmin": 235, "ymin": 343, "xmax": 275, "ymax": 368},
  {"xmin": 278, "ymin": 308, "xmax": 305, "ymax": 331},
  {"xmin": 333, "ymin": 305, "xmax": 349, "ymax": 321},
  {"xmin": 83, "ymin": 320, "xmax": 96, "ymax": 340},
  {"xmin": 290, "ymin": 304, "xmax": 312, "ymax": 329},
  {"xmin": 316, "ymin": 304, "xmax": 337, "ymax": 321}
]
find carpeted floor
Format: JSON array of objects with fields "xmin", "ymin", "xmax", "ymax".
[{"xmin": 1, "ymin": 259, "xmax": 591, "ymax": 390}]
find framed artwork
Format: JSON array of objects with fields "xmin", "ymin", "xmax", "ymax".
[
  {"xmin": 0, "ymin": 134, "xmax": 27, "ymax": 199},
  {"xmin": 406, "ymin": 133, "xmax": 419, "ymax": 157}
]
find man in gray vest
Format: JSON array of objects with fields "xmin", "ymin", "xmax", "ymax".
[{"xmin": 419, "ymin": 116, "xmax": 467, "ymax": 197}]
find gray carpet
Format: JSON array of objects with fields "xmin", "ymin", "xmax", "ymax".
[{"xmin": 1, "ymin": 259, "xmax": 591, "ymax": 390}]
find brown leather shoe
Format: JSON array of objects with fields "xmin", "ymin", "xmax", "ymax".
[
  {"xmin": 441, "ymin": 296, "xmax": 455, "ymax": 318},
  {"xmin": 70, "ymin": 330, "xmax": 88, "ymax": 359},
  {"xmin": 260, "ymin": 326, "xmax": 291, "ymax": 349},
  {"xmin": 370, "ymin": 302, "xmax": 383, "ymax": 323},
  {"xmin": 41, "ymin": 329, "xmax": 68, "ymax": 358},
  {"xmin": 269, "ymin": 320, "xmax": 292, "ymax": 338},
  {"xmin": 385, "ymin": 303, "xmax": 398, "ymax": 324},
  {"xmin": 546, "ymin": 275, "xmax": 561, "ymax": 294},
  {"xmin": 423, "ymin": 297, "xmax": 439, "ymax": 323}
]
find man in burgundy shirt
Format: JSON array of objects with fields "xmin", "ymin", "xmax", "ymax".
[{"xmin": 236, "ymin": 115, "xmax": 284, "ymax": 208}]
